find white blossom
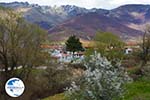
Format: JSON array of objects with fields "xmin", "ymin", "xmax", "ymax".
[{"xmin": 65, "ymin": 53, "xmax": 132, "ymax": 100}]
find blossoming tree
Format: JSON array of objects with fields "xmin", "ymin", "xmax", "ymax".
[{"xmin": 65, "ymin": 53, "xmax": 132, "ymax": 100}]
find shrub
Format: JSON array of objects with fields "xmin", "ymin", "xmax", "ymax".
[
  {"xmin": 65, "ymin": 53, "xmax": 132, "ymax": 100},
  {"xmin": 142, "ymin": 65, "xmax": 150, "ymax": 79}
]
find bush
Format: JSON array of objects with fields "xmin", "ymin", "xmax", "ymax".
[
  {"xmin": 142, "ymin": 65, "xmax": 150, "ymax": 78},
  {"xmin": 0, "ymin": 63, "xmax": 72, "ymax": 100},
  {"xmin": 65, "ymin": 53, "xmax": 132, "ymax": 100}
]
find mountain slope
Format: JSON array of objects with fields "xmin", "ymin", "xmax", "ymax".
[
  {"xmin": 48, "ymin": 4, "xmax": 150, "ymax": 40},
  {"xmin": 1, "ymin": 2, "xmax": 150, "ymax": 41},
  {"xmin": 48, "ymin": 12, "xmax": 143, "ymax": 41},
  {"xmin": 0, "ymin": 2, "xmax": 92, "ymax": 29},
  {"xmin": 109, "ymin": 4, "xmax": 150, "ymax": 31}
]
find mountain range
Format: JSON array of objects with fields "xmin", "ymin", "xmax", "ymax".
[{"xmin": 0, "ymin": 2, "xmax": 150, "ymax": 41}]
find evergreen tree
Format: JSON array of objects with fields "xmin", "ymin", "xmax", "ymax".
[{"xmin": 66, "ymin": 35, "xmax": 84, "ymax": 52}]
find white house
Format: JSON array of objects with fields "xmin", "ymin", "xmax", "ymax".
[
  {"xmin": 51, "ymin": 50, "xmax": 84, "ymax": 63},
  {"xmin": 125, "ymin": 48, "xmax": 133, "ymax": 54}
]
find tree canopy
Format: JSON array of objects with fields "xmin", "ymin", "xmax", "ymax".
[
  {"xmin": 65, "ymin": 53, "xmax": 131, "ymax": 100},
  {"xmin": 65, "ymin": 35, "xmax": 84, "ymax": 52},
  {"xmin": 86, "ymin": 31, "xmax": 125, "ymax": 60},
  {"xmin": 0, "ymin": 8, "xmax": 48, "ymax": 72},
  {"xmin": 94, "ymin": 31, "xmax": 124, "ymax": 47}
]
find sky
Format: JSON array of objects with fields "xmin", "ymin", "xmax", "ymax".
[{"xmin": 0, "ymin": 0, "xmax": 150, "ymax": 9}]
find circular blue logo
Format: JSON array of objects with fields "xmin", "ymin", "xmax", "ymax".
[{"xmin": 5, "ymin": 78, "xmax": 25, "ymax": 97}]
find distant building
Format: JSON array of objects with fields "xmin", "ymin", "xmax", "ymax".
[
  {"xmin": 50, "ymin": 49, "xmax": 84, "ymax": 63},
  {"xmin": 125, "ymin": 48, "xmax": 133, "ymax": 54}
]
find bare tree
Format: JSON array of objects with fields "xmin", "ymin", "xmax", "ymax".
[
  {"xmin": 0, "ymin": 7, "xmax": 50, "ymax": 100},
  {"xmin": 141, "ymin": 25, "xmax": 150, "ymax": 65},
  {"xmin": 0, "ymin": 8, "xmax": 49, "ymax": 74}
]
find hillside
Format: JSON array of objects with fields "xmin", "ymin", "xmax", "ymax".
[
  {"xmin": 1, "ymin": 2, "xmax": 150, "ymax": 40},
  {"xmin": 48, "ymin": 12, "xmax": 143, "ymax": 41}
]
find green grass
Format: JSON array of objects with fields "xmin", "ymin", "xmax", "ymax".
[
  {"xmin": 42, "ymin": 93, "xmax": 65, "ymax": 100},
  {"xmin": 124, "ymin": 77, "xmax": 150, "ymax": 100},
  {"xmin": 42, "ymin": 77, "xmax": 150, "ymax": 100}
]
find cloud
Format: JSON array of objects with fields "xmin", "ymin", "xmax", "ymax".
[{"xmin": 0, "ymin": 0, "xmax": 150, "ymax": 9}]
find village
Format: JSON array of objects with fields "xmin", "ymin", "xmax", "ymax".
[
  {"xmin": 41, "ymin": 38, "xmax": 140, "ymax": 64},
  {"xmin": 1, "ymin": 1, "xmax": 150, "ymax": 100}
]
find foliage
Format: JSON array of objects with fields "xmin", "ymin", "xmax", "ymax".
[
  {"xmin": 65, "ymin": 53, "xmax": 132, "ymax": 100},
  {"xmin": 141, "ymin": 25, "xmax": 150, "ymax": 65},
  {"xmin": 28, "ymin": 63, "xmax": 71, "ymax": 99},
  {"xmin": 141, "ymin": 64, "xmax": 150, "ymax": 78},
  {"xmin": 66, "ymin": 35, "xmax": 84, "ymax": 52},
  {"xmin": 0, "ymin": 63, "xmax": 72, "ymax": 100},
  {"xmin": 0, "ymin": 8, "xmax": 48, "ymax": 72},
  {"xmin": 86, "ymin": 31, "xmax": 125, "ymax": 60},
  {"xmin": 94, "ymin": 31, "xmax": 123, "ymax": 46},
  {"xmin": 0, "ymin": 8, "xmax": 49, "ymax": 100},
  {"xmin": 45, "ymin": 63, "xmax": 71, "ymax": 90}
]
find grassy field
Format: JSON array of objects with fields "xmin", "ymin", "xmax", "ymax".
[
  {"xmin": 42, "ymin": 93, "xmax": 64, "ymax": 100},
  {"xmin": 124, "ymin": 77, "xmax": 150, "ymax": 100},
  {"xmin": 42, "ymin": 77, "xmax": 150, "ymax": 100}
]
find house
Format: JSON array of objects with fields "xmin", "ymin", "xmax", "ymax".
[
  {"xmin": 51, "ymin": 49, "xmax": 84, "ymax": 63},
  {"xmin": 125, "ymin": 48, "xmax": 133, "ymax": 54}
]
